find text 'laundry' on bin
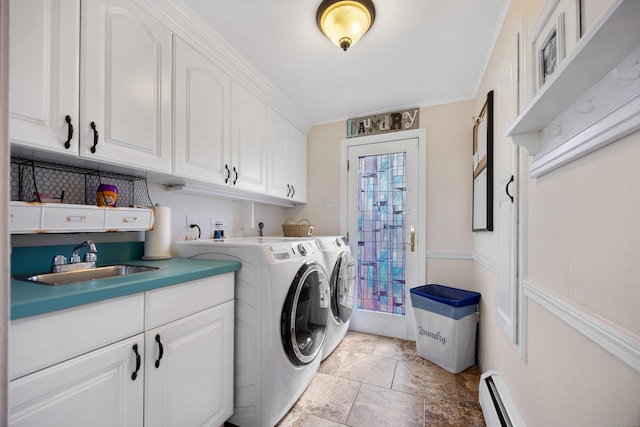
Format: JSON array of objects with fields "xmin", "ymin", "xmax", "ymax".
[{"xmin": 410, "ymin": 284, "xmax": 480, "ymax": 374}]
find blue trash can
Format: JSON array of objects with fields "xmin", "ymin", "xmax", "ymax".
[{"xmin": 410, "ymin": 284, "xmax": 480, "ymax": 374}]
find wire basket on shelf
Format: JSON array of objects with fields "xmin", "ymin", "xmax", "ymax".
[
  {"xmin": 282, "ymin": 218, "xmax": 314, "ymax": 237},
  {"xmin": 10, "ymin": 157, "xmax": 154, "ymax": 207}
]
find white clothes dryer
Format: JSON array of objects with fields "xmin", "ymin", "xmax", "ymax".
[
  {"xmin": 176, "ymin": 238, "xmax": 330, "ymax": 427},
  {"xmin": 315, "ymin": 236, "xmax": 355, "ymax": 360}
]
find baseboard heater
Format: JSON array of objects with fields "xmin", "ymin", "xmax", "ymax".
[{"xmin": 479, "ymin": 371, "xmax": 526, "ymax": 427}]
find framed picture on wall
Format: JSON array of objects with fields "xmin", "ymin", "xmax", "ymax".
[
  {"xmin": 540, "ymin": 28, "xmax": 558, "ymax": 84},
  {"xmin": 472, "ymin": 90, "xmax": 494, "ymax": 232},
  {"xmin": 531, "ymin": 0, "xmax": 582, "ymax": 93}
]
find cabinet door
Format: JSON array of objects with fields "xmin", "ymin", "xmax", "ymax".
[
  {"xmin": 9, "ymin": 335, "xmax": 144, "ymax": 426},
  {"xmin": 173, "ymin": 36, "xmax": 231, "ymax": 184},
  {"xmin": 266, "ymin": 108, "xmax": 308, "ymax": 202},
  {"xmin": 144, "ymin": 301, "xmax": 234, "ymax": 427},
  {"xmin": 289, "ymin": 126, "xmax": 308, "ymax": 203},
  {"xmin": 9, "ymin": 0, "xmax": 80, "ymax": 155},
  {"xmin": 230, "ymin": 81, "xmax": 267, "ymax": 193},
  {"xmin": 81, "ymin": 0, "xmax": 172, "ymax": 173},
  {"xmin": 266, "ymin": 107, "xmax": 292, "ymax": 199}
]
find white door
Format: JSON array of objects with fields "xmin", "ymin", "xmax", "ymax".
[
  {"xmin": 9, "ymin": 335, "xmax": 144, "ymax": 426},
  {"xmin": 495, "ymin": 32, "xmax": 521, "ymax": 345},
  {"xmin": 266, "ymin": 107, "xmax": 292, "ymax": 198},
  {"xmin": 230, "ymin": 81, "xmax": 267, "ymax": 193},
  {"xmin": 266, "ymin": 108, "xmax": 308, "ymax": 202},
  {"xmin": 290, "ymin": 126, "xmax": 308, "ymax": 203},
  {"xmin": 9, "ymin": 0, "xmax": 80, "ymax": 155},
  {"xmin": 81, "ymin": 0, "xmax": 172, "ymax": 172},
  {"xmin": 144, "ymin": 301, "xmax": 234, "ymax": 427},
  {"xmin": 343, "ymin": 130, "xmax": 426, "ymax": 340},
  {"xmin": 173, "ymin": 35, "xmax": 230, "ymax": 184}
]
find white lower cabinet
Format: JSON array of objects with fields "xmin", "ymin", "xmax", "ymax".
[
  {"xmin": 9, "ymin": 274, "xmax": 235, "ymax": 426},
  {"xmin": 10, "ymin": 335, "xmax": 144, "ymax": 426},
  {"xmin": 144, "ymin": 302, "xmax": 234, "ymax": 427}
]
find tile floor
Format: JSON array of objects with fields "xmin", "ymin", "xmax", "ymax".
[{"xmin": 275, "ymin": 331, "xmax": 486, "ymax": 427}]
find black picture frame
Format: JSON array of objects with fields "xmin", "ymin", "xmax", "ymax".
[
  {"xmin": 540, "ymin": 28, "xmax": 558, "ymax": 85},
  {"xmin": 472, "ymin": 90, "xmax": 493, "ymax": 232}
]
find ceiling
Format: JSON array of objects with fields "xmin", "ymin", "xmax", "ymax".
[{"xmin": 174, "ymin": 0, "xmax": 509, "ymax": 126}]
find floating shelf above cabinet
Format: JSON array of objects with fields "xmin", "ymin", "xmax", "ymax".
[
  {"xmin": 10, "ymin": 157, "xmax": 155, "ymax": 233},
  {"xmin": 506, "ymin": 0, "xmax": 640, "ymax": 176},
  {"xmin": 9, "ymin": 201, "xmax": 154, "ymax": 234}
]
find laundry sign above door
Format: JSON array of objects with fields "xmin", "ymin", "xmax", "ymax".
[{"xmin": 347, "ymin": 108, "xmax": 419, "ymax": 138}]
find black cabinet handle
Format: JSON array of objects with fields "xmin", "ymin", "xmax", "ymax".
[
  {"xmin": 291, "ymin": 185, "xmax": 295, "ymax": 198},
  {"xmin": 90, "ymin": 122, "xmax": 99, "ymax": 153},
  {"xmin": 232, "ymin": 166, "xmax": 238, "ymax": 185},
  {"xmin": 506, "ymin": 175, "xmax": 514, "ymax": 203},
  {"xmin": 286, "ymin": 184, "xmax": 291, "ymax": 197},
  {"xmin": 154, "ymin": 334, "xmax": 164, "ymax": 368},
  {"xmin": 131, "ymin": 343, "xmax": 141, "ymax": 381},
  {"xmin": 64, "ymin": 115, "xmax": 73, "ymax": 149},
  {"xmin": 224, "ymin": 164, "xmax": 230, "ymax": 183}
]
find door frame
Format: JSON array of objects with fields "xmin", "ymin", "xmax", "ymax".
[{"xmin": 339, "ymin": 128, "xmax": 427, "ymax": 340}]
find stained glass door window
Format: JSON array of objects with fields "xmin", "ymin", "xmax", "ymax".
[{"xmin": 357, "ymin": 152, "xmax": 406, "ymax": 315}]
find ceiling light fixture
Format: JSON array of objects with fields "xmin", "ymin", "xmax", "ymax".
[{"xmin": 316, "ymin": 0, "xmax": 376, "ymax": 52}]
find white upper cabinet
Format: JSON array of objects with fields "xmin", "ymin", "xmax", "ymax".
[
  {"xmin": 173, "ymin": 35, "xmax": 230, "ymax": 183},
  {"xmin": 10, "ymin": 0, "xmax": 308, "ymax": 206},
  {"xmin": 266, "ymin": 108, "xmax": 307, "ymax": 202},
  {"xmin": 9, "ymin": 0, "xmax": 172, "ymax": 173},
  {"xmin": 9, "ymin": 0, "xmax": 80, "ymax": 154},
  {"xmin": 81, "ymin": 0, "xmax": 172, "ymax": 173},
  {"xmin": 230, "ymin": 81, "xmax": 268, "ymax": 193},
  {"xmin": 289, "ymin": 125, "xmax": 308, "ymax": 203}
]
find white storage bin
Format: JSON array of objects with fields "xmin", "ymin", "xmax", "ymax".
[{"xmin": 410, "ymin": 284, "xmax": 480, "ymax": 374}]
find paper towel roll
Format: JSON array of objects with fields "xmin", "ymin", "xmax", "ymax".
[{"xmin": 143, "ymin": 205, "xmax": 172, "ymax": 260}]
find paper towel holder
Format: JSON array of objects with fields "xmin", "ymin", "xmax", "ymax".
[{"xmin": 142, "ymin": 204, "xmax": 173, "ymax": 260}]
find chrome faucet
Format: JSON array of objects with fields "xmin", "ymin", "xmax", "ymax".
[
  {"xmin": 71, "ymin": 240, "xmax": 98, "ymax": 264},
  {"xmin": 52, "ymin": 240, "xmax": 98, "ymax": 273}
]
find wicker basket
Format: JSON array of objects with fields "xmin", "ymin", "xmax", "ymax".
[{"xmin": 282, "ymin": 218, "xmax": 314, "ymax": 237}]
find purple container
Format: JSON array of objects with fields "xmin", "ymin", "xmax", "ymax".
[{"xmin": 97, "ymin": 184, "xmax": 118, "ymax": 207}]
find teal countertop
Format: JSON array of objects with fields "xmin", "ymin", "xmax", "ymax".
[{"xmin": 11, "ymin": 257, "xmax": 241, "ymax": 320}]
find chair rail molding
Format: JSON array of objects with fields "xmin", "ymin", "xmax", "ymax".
[
  {"xmin": 426, "ymin": 250, "xmax": 473, "ymax": 261},
  {"xmin": 523, "ymin": 280, "xmax": 640, "ymax": 374}
]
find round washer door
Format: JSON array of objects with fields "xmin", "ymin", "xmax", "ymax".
[
  {"xmin": 281, "ymin": 261, "xmax": 330, "ymax": 366},
  {"xmin": 330, "ymin": 251, "xmax": 355, "ymax": 324}
]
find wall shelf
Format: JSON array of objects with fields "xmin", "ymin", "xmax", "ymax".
[
  {"xmin": 506, "ymin": 0, "xmax": 640, "ymax": 176},
  {"xmin": 11, "ymin": 157, "xmax": 153, "ymax": 207},
  {"xmin": 10, "ymin": 157, "xmax": 155, "ymax": 234}
]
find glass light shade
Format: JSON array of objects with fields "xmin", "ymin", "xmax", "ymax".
[{"xmin": 317, "ymin": 0, "xmax": 375, "ymax": 51}]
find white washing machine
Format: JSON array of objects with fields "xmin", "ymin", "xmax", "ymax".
[
  {"xmin": 315, "ymin": 236, "xmax": 355, "ymax": 360},
  {"xmin": 176, "ymin": 237, "xmax": 330, "ymax": 427}
]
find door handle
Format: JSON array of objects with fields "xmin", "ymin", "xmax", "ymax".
[
  {"xmin": 90, "ymin": 121, "xmax": 99, "ymax": 153},
  {"xmin": 406, "ymin": 225, "xmax": 415, "ymax": 252},
  {"xmin": 131, "ymin": 343, "xmax": 141, "ymax": 381},
  {"xmin": 154, "ymin": 334, "xmax": 164, "ymax": 368},
  {"xmin": 506, "ymin": 175, "xmax": 514, "ymax": 203},
  {"xmin": 64, "ymin": 115, "xmax": 73, "ymax": 149}
]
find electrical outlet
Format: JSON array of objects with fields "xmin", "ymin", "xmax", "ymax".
[
  {"xmin": 324, "ymin": 196, "xmax": 336, "ymax": 209},
  {"xmin": 186, "ymin": 215, "xmax": 196, "ymax": 229}
]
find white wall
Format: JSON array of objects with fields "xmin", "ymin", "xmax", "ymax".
[{"xmin": 472, "ymin": 0, "xmax": 640, "ymax": 425}]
